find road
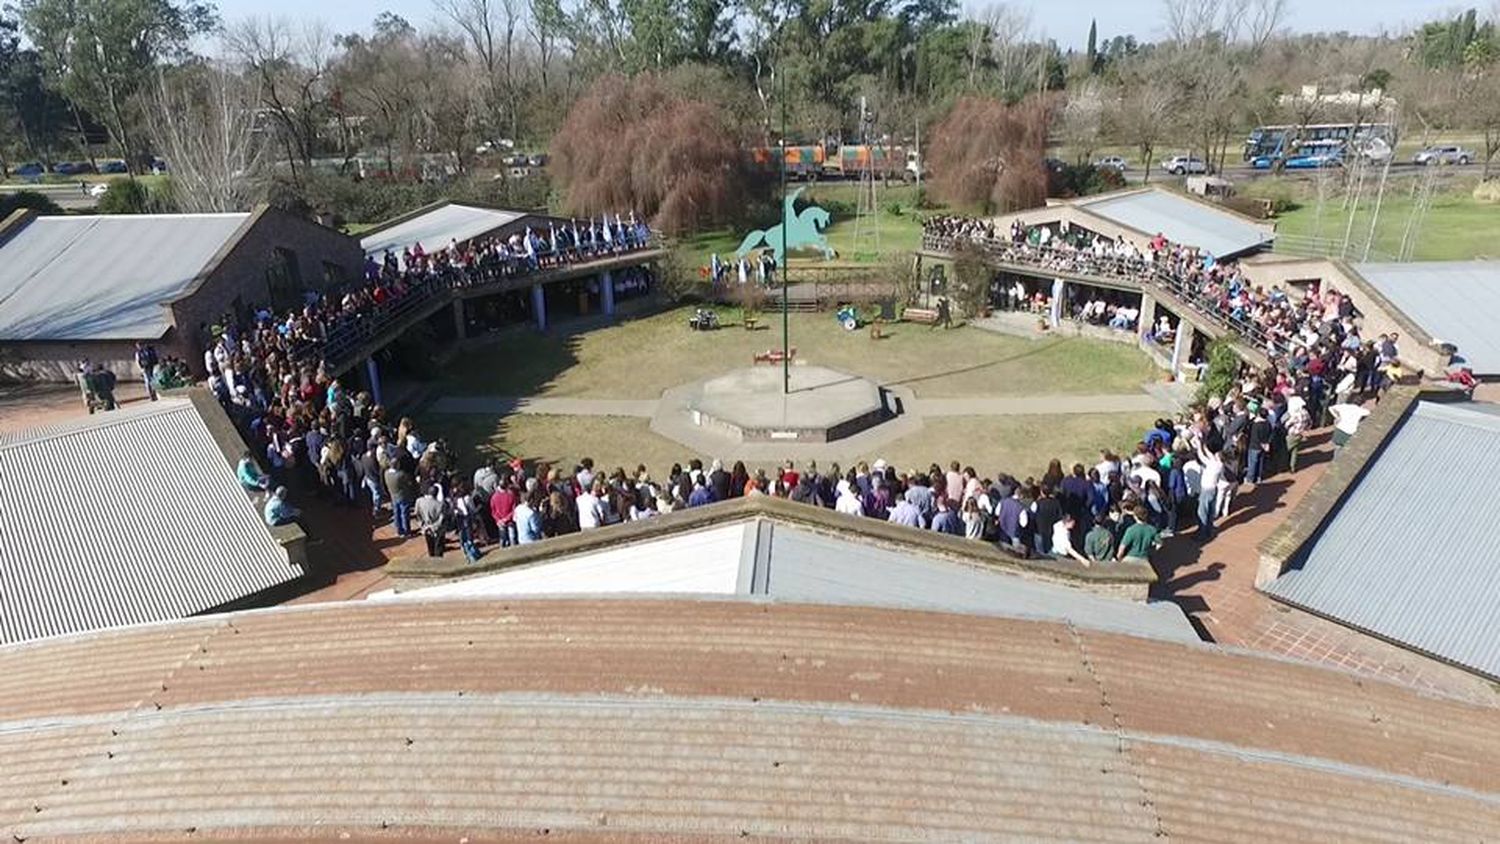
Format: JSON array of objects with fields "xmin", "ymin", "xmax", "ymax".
[{"xmin": 0, "ymin": 181, "xmax": 99, "ymax": 211}]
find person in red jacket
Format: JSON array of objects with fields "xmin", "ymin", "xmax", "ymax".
[{"xmin": 490, "ymin": 481, "xmax": 519, "ymax": 547}]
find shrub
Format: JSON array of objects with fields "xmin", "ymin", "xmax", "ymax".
[
  {"xmin": 95, "ymin": 179, "xmax": 158, "ymax": 214},
  {"xmin": 0, "ymin": 190, "xmax": 64, "ymax": 217},
  {"xmin": 1196, "ymin": 339, "xmax": 1240, "ymax": 405}
]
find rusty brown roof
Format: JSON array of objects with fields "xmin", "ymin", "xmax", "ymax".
[{"xmin": 2, "ymin": 598, "xmax": 1497, "ymax": 841}]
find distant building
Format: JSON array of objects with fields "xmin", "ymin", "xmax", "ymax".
[{"xmin": 0, "ymin": 206, "xmax": 362, "ymax": 381}]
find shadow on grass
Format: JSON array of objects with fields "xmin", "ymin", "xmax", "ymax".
[{"xmin": 883, "ymin": 337, "xmax": 1067, "ymax": 389}]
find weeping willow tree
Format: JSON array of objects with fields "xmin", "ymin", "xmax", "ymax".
[{"xmin": 926, "ymin": 94, "xmax": 1049, "ymax": 214}]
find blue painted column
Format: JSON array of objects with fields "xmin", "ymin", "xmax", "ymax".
[
  {"xmin": 531, "ymin": 283, "xmax": 547, "ymax": 331},
  {"xmin": 365, "ymin": 356, "xmax": 383, "ymax": 407},
  {"xmin": 601, "ymin": 270, "xmax": 616, "ymax": 316}
]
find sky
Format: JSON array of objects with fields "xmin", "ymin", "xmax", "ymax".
[{"xmin": 205, "ymin": 0, "xmax": 1469, "ymax": 46}]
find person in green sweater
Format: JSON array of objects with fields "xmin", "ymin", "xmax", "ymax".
[
  {"xmin": 1084, "ymin": 514, "xmax": 1117, "ymax": 563},
  {"xmin": 1116, "ymin": 506, "xmax": 1161, "ymax": 562}
]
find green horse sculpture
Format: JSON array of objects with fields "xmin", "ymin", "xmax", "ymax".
[{"xmin": 735, "ymin": 187, "xmax": 834, "ymax": 265}]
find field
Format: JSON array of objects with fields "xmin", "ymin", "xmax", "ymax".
[
  {"xmin": 1241, "ymin": 176, "xmax": 1500, "ymax": 261},
  {"xmin": 434, "ymin": 411, "xmax": 1159, "ymax": 484},
  {"xmin": 439, "ymin": 306, "xmax": 1157, "ymax": 400}
]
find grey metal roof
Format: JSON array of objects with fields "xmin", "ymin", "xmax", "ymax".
[
  {"xmin": 360, "ymin": 203, "xmax": 523, "ymax": 258},
  {"xmin": 395, "ymin": 518, "xmax": 1196, "ymax": 643},
  {"xmin": 759, "ymin": 524, "xmax": 1196, "ymax": 642},
  {"xmin": 1265, "ymin": 401, "xmax": 1500, "ymax": 679},
  {"xmin": 0, "ymin": 213, "xmax": 251, "ymax": 341},
  {"xmin": 1351, "ymin": 261, "xmax": 1500, "ymax": 375},
  {"xmin": 0, "ymin": 399, "xmax": 300, "ymax": 645},
  {"xmin": 1077, "ymin": 189, "xmax": 1274, "ymax": 258}
]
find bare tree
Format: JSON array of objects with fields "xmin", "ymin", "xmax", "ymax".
[
  {"xmin": 1060, "ymin": 78, "xmax": 1106, "ymax": 164},
  {"xmin": 1110, "ymin": 56, "xmax": 1176, "ymax": 182},
  {"xmin": 435, "ymin": 0, "xmax": 523, "ymax": 142},
  {"xmin": 149, "ymin": 64, "xmax": 268, "ymax": 212},
  {"xmin": 985, "ymin": 4, "xmax": 1037, "ymax": 101},
  {"xmin": 224, "ymin": 17, "xmax": 333, "ymax": 186}
]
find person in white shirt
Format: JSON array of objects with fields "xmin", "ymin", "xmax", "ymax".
[
  {"xmin": 1129, "ymin": 454, "xmax": 1161, "ymax": 489},
  {"xmin": 1052, "ymin": 514, "xmax": 1090, "ymax": 566},
  {"xmin": 1329, "ymin": 403, "xmax": 1371, "ymax": 451},
  {"xmin": 834, "ymin": 480, "xmax": 864, "ymax": 516},
  {"xmin": 575, "ymin": 482, "xmax": 604, "ymax": 530},
  {"xmin": 1196, "ymin": 446, "xmax": 1223, "ymax": 541}
]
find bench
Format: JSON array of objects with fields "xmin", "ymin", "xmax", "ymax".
[
  {"xmin": 744, "ymin": 316, "xmax": 759, "ymax": 331},
  {"xmin": 753, "ymin": 347, "xmax": 797, "ymax": 365},
  {"xmin": 903, "ymin": 307, "xmax": 939, "ymax": 325}
]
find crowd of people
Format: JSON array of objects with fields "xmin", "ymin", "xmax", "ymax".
[
  {"xmin": 231, "ymin": 347, "xmax": 1343, "ymax": 567},
  {"xmin": 921, "ymin": 215, "xmax": 1409, "ymax": 376},
  {"xmin": 188, "ymin": 208, "xmax": 1395, "ymax": 570}
]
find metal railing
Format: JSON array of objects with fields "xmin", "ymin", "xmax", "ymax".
[
  {"xmin": 922, "ymin": 233, "xmax": 1274, "ymax": 354},
  {"xmin": 317, "ymin": 239, "xmax": 661, "ymax": 372}
]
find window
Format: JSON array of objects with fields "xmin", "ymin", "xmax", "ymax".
[
  {"xmin": 265, "ymin": 247, "xmax": 303, "ymax": 310},
  {"xmin": 323, "ymin": 261, "xmax": 347, "ymax": 287}
]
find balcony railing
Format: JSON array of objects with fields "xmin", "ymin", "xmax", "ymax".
[
  {"xmin": 316, "ymin": 239, "xmax": 660, "ymax": 372},
  {"xmin": 922, "ymin": 233, "xmax": 1273, "ymax": 354}
]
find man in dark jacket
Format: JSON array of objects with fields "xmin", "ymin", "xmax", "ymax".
[{"xmin": 709, "ymin": 459, "xmax": 731, "ymax": 502}]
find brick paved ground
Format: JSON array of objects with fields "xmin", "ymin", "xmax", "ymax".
[{"xmin": 1150, "ymin": 427, "xmax": 1498, "ymax": 707}]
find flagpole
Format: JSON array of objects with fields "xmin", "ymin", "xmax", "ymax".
[{"xmin": 780, "ymin": 58, "xmax": 789, "ymax": 396}]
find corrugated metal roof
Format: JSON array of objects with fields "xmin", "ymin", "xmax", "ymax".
[
  {"xmin": 360, "ymin": 203, "xmax": 523, "ymax": 258},
  {"xmin": 1077, "ymin": 189, "xmax": 1273, "ymax": 258},
  {"xmin": 0, "ymin": 399, "xmax": 300, "ymax": 644},
  {"xmin": 2, "ymin": 599, "xmax": 1498, "ymax": 840},
  {"xmin": 0, "ymin": 213, "xmax": 250, "ymax": 340},
  {"xmin": 1265, "ymin": 401, "xmax": 1500, "ymax": 679},
  {"xmin": 394, "ymin": 518, "xmax": 1196, "ymax": 642},
  {"xmin": 762, "ymin": 524, "xmax": 1196, "ymax": 641},
  {"xmin": 1352, "ymin": 260, "xmax": 1500, "ymax": 375}
]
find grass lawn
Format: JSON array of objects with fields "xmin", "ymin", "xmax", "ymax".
[
  {"xmin": 433, "ymin": 411, "xmax": 1159, "ymax": 482},
  {"xmin": 679, "ymin": 181, "xmax": 941, "ymax": 270},
  {"xmin": 442, "ymin": 306, "xmax": 1158, "ymax": 400},
  {"xmin": 1241, "ymin": 175, "xmax": 1500, "ymax": 261}
]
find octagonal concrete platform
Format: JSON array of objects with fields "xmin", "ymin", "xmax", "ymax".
[{"xmin": 683, "ymin": 366, "xmax": 889, "ymax": 443}]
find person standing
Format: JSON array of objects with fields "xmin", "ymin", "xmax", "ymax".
[
  {"xmin": 490, "ymin": 481, "xmax": 518, "ymax": 547},
  {"xmin": 134, "ymin": 342, "xmax": 159, "ymax": 401},
  {"xmin": 1283, "ymin": 396, "xmax": 1310, "ymax": 473},
  {"xmin": 1245, "ymin": 406, "xmax": 1272, "ymax": 484},
  {"xmin": 1196, "ymin": 445, "xmax": 1223, "ymax": 542},
  {"xmin": 385, "ymin": 460, "xmax": 416, "ymax": 538},
  {"xmin": 930, "ymin": 497, "xmax": 964, "ymax": 536},
  {"xmin": 415, "ymin": 485, "xmax": 448, "ymax": 558},
  {"xmin": 1329, "ymin": 402, "xmax": 1371, "ymax": 453}
]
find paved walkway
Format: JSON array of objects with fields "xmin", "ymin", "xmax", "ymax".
[
  {"xmin": 430, "ymin": 390, "xmax": 1174, "ymax": 419},
  {"xmin": 430, "ymin": 396, "xmax": 659, "ymax": 417}
]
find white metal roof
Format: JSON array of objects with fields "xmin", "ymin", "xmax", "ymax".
[
  {"xmin": 359, "ymin": 203, "xmax": 524, "ymax": 259},
  {"xmin": 0, "ymin": 213, "xmax": 251, "ymax": 341},
  {"xmin": 390, "ymin": 519, "xmax": 1196, "ymax": 643},
  {"xmin": 0, "ymin": 399, "xmax": 300, "ymax": 645},
  {"xmin": 1076, "ymin": 189, "xmax": 1274, "ymax": 259},
  {"xmin": 1265, "ymin": 401, "xmax": 1500, "ymax": 679},
  {"xmin": 1351, "ymin": 261, "xmax": 1500, "ymax": 375}
]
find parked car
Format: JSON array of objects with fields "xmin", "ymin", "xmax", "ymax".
[
  {"xmin": 99, "ymin": 160, "xmax": 128, "ymax": 174},
  {"xmin": 1093, "ymin": 155, "xmax": 1129, "ymax": 172},
  {"xmin": 13, "ymin": 162, "xmax": 46, "ymax": 178},
  {"xmin": 1413, "ymin": 145, "xmax": 1473, "ymax": 166},
  {"xmin": 1160, "ymin": 155, "xmax": 1209, "ymax": 175},
  {"xmin": 527, "ymin": 153, "xmax": 548, "ymax": 167}
]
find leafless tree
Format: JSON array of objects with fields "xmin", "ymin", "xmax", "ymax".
[
  {"xmin": 435, "ymin": 0, "xmax": 523, "ymax": 141},
  {"xmin": 224, "ymin": 17, "xmax": 333, "ymax": 186},
  {"xmin": 1060, "ymin": 78, "xmax": 1106, "ymax": 164},
  {"xmin": 148, "ymin": 65, "xmax": 269, "ymax": 212},
  {"xmin": 1109, "ymin": 56, "xmax": 1177, "ymax": 182}
]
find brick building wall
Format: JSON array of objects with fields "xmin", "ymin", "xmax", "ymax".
[{"xmin": 0, "ymin": 208, "xmax": 361, "ymax": 383}]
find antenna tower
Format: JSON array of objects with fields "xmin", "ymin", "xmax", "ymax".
[{"xmin": 850, "ymin": 96, "xmax": 881, "ymax": 262}]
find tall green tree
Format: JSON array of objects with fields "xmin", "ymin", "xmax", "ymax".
[{"xmin": 16, "ymin": 0, "xmax": 217, "ymax": 171}]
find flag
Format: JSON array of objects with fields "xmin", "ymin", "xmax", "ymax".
[
  {"xmin": 711, "ymin": 253, "xmax": 721, "ymax": 282},
  {"xmin": 524, "ymin": 227, "xmax": 535, "ymax": 258},
  {"xmin": 602, "ymin": 215, "xmax": 614, "ymax": 244},
  {"xmin": 548, "ymin": 222, "xmax": 557, "ymax": 253},
  {"xmin": 738, "ymin": 257, "xmax": 747, "ymax": 285},
  {"xmin": 571, "ymin": 218, "xmax": 580, "ymax": 250}
]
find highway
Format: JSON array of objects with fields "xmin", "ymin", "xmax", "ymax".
[{"xmin": 0, "ymin": 181, "xmax": 100, "ymax": 211}]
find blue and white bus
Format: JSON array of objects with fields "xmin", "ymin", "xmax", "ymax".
[{"xmin": 1242, "ymin": 122, "xmax": 1397, "ymax": 161}]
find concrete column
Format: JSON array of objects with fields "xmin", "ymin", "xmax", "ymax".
[
  {"xmin": 452, "ymin": 298, "xmax": 466, "ymax": 340},
  {"xmin": 601, "ymin": 269, "xmax": 616, "ymax": 316},
  {"xmin": 1171, "ymin": 322, "xmax": 1194, "ymax": 380},
  {"xmin": 531, "ymin": 283, "xmax": 547, "ymax": 331},
  {"xmin": 1137, "ymin": 292, "xmax": 1157, "ymax": 343},
  {"xmin": 365, "ymin": 356, "xmax": 383, "ymax": 407},
  {"xmin": 1049, "ymin": 278, "xmax": 1065, "ymax": 328}
]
